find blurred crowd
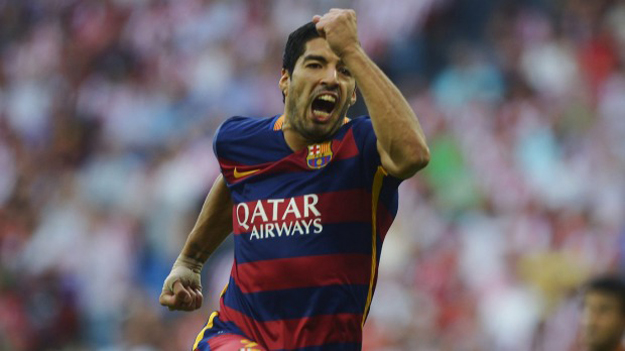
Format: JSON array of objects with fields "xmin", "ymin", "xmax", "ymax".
[{"xmin": 0, "ymin": 0, "xmax": 624, "ymax": 350}]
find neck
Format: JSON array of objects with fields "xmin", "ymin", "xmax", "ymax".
[
  {"xmin": 282, "ymin": 124, "xmax": 311, "ymax": 152},
  {"xmin": 281, "ymin": 110, "xmax": 322, "ymax": 152}
]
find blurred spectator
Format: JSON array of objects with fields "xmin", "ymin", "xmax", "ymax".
[{"xmin": 576, "ymin": 275, "xmax": 625, "ymax": 351}]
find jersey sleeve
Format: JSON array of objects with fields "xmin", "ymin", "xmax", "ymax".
[
  {"xmin": 213, "ymin": 116, "xmax": 239, "ymax": 168},
  {"xmin": 350, "ymin": 116, "xmax": 403, "ymax": 187},
  {"xmin": 213, "ymin": 116, "xmax": 276, "ymax": 186},
  {"xmin": 212, "ymin": 116, "xmax": 256, "ymax": 185}
]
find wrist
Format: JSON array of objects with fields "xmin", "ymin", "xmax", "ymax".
[
  {"xmin": 339, "ymin": 44, "xmax": 364, "ymax": 61},
  {"xmin": 173, "ymin": 254, "xmax": 204, "ymax": 274}
]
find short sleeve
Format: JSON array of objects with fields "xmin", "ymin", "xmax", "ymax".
[{"xmin": 350, "ymin": 116, "xmax": 403, "ymax": 187}]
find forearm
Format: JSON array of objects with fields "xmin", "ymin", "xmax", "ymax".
[
  {"xmin": 179, "ymin": 174, "xmax": 233, "ymax": 263},
  {"xmin": 343, "ymin": 46, "xmax": 429, "ymax": 177}
]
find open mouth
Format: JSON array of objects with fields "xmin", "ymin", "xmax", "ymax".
[{"xmin": 311, "ymin": 94, "xmax": 337, "ymax": 120}]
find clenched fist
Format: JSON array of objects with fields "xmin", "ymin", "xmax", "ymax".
[
  {"xmin": 159, "ymin": 255, "xmax": 204, "ymax": 311},
  {"xmin": 312, "ymin": 9, "xmax": 360, "ymax": 58}
]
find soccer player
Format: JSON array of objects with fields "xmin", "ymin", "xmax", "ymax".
[
  {"xmin": 580, "ymin": 275, "xmax": 625, "ymax": 351},
  {"xmin": 159, "ymin": 9, "xmax": 429, "ymax": 350}
]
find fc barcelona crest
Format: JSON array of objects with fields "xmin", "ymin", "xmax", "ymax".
[{"xmin": 306, "ymin": 142, "xmax": 333, "ymax": 169}]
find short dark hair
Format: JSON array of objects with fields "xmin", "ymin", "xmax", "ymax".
[
  {"xmin": 282, "ymin": 22, "xmax": 321, "ymax": 76},
  {"xmin": 584, "ymin": 275, "xmax": 625, "ymax": 314}
]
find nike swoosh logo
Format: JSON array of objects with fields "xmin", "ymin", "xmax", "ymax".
[{"xmin": 233, "ymin": 167, "xmax": 261, "ymax": 179}]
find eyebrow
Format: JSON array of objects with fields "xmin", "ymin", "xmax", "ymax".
[
  {"xmin": 302, "ymin": 54, "xmax": 345, "ymax": 66},
  {"xmin": 302, "ymin": 55, "xmax": 329, "ymax": 64}
]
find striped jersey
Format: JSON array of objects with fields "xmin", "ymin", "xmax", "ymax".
[{"xmin": 209, "ymin": 114, "xmax": 402, "ymax": 350}]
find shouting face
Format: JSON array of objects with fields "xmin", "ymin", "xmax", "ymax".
[{"xmin": 280, "ymin": 37, "xmax": 357, "ymax": 146}]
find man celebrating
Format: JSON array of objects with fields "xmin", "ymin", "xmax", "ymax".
[
  {"xmin": 160, "ymin": 9, "xmax": 429, "ymax": 350},
  {"xmin": 580, "ymin": 276, "xmax": 625, "ymax": 351}
]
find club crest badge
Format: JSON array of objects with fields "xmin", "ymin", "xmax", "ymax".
[{"xmin": 306, "ymin": 142, "xmax": 333, "ymax": 169}]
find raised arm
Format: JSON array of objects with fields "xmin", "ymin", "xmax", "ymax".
[
  {"xmin": 159, "ymin": 174, "xmax": 233, "ymax": 311},
  {"xmin": 313, "ymin": 9, "xmax": 430, "ymax": 179}
]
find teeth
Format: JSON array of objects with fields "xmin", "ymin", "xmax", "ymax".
[
  {"xmin": 318, "ymin": 94, "xmax": 336, "ymax": 103},
  {"xmin": 313, "ymin": 110, "xmax": 329, "ymax": 117}
]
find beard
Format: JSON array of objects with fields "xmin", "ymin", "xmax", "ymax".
[{"xmin": 285, "ymin": 96, "xmax": 350, "ymax": 143}]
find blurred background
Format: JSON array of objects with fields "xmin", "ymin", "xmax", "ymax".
[{"xmin": 0, "ymin": 0, "xmax": 624, "ymax": 350}]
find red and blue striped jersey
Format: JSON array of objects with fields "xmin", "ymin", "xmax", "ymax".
[{"xmin": 211, "ymin": 114, "xmax": 402, "ymax": 350}]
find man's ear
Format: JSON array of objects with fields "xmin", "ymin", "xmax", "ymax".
[
  {"xmin": 350, "ymin": 86, "xmax": 357, "ymax": 105},
  {"xmin": 279, "ymin": 68, "xmax": 290, "ymax": 97}
]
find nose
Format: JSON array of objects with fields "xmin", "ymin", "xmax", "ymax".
[{"xmin": 320, "ymin": 67, "xmax": 339, "ymax": 88}]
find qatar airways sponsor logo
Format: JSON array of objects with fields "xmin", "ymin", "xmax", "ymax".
[{"xmin": 235, "ymin": 194, "xmax": 323, "ymax": 240}]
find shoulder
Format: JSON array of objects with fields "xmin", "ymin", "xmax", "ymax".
[
  {"xmin": 213, "ymin": 115, "xmax": 280, "ymax": 161},
  {"xmin": 342, "ymin": 115, "xmax": 375, "ymax": 142},
  {"xmin": 345, "ymin": 115, "xmax": 371, "ymax": 127},
  {"xmin": 215, "ymin": 115, "xmax": 278, "ymax": 140},
  {"xmin": 344, "ymin": 115, "xmax": 372, "ymax": 132},
  {"xmin": 214, "ymin": 115, "xmax": 280, "ymax": 147}
]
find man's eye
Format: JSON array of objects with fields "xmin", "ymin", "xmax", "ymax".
[
  {"xmin": 307, "ymin": 63, "xmax": 322, "ymax": 69},
  {"xmin": 339, "ymin": 67, "xmax": 351, "ymax": 76}
]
